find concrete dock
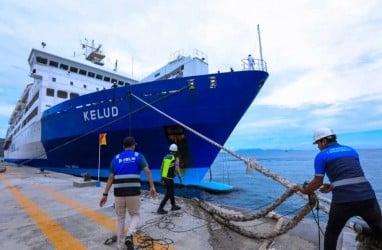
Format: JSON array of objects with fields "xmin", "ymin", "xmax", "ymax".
[{"xmin": 0, "ymin": 163, "xmax": 360, "ymax": 249}]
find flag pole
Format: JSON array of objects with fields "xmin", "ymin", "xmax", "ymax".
[
  {"xmin": 97, "ymin": 133, "xmax": 106, "ymax": 187},
  {"xmin": 97, "ymin": 140, "xmax": 101, "ymax": 187}
]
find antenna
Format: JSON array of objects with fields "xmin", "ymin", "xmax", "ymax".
[
  {"xmin": 113, "ymin": 60, "xmax": 118, "ymax": 72},
  {"xmin": 80, "ymin": 38, "xmax": 105, "ymax": 66},
  {"xmin": 257, "ymin": 24, "xmax": 265, "ymax": 71}
]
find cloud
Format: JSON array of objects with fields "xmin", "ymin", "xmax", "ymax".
[{"xmin": 0, "ymin": 0, "xmax": 381, "ymax": 150}]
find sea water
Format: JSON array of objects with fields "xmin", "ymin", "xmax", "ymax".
[{"xmin": 197, "ymin": 148, "xmax": 382, "ymax": 221}]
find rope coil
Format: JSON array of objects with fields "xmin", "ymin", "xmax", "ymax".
[{"xmin": 195, "ymin": 190, "xmax": 318, "ymax": 239}]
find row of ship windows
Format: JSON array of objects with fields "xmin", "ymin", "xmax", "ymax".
[
  {"xmin": 46, "ymin": 88, "xmax": 79, "ymax": 99},
  {"xmin": 10, "ymin": 87, "xmax": 79, "ymax": 137},
  {"xmin": 35, "ymin": 56, "xmax": 130, "ymax": 86}
]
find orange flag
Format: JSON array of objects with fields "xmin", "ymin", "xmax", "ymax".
[{"xmin": 99, "ymin": 133, "xmax": 107, "ymax": 146}]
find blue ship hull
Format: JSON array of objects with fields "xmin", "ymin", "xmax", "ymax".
[{"xmin": 8, "ymin": 70, "xmax": 268, "ymax": 190}]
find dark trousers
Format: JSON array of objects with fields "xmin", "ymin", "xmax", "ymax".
[
  {"xmin": 159, "ymin": 178, "xmax": 176, "ymax": 209},
  {"xmin": 325, "ymin": 198, "xmax": 382, "ymax": 250}
]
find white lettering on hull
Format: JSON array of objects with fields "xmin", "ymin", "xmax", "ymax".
[{"xmin": 83, "ymin": 106, "xmax": 119, "ymax": 121}]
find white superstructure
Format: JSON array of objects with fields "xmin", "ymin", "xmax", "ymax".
[
  {"xmin": 3, "ymin": 42, "xmax": 209, "ymax": 163},
  {"xmin": 3, "ymin": 42, "xmax": 137, "ymax": 161}
]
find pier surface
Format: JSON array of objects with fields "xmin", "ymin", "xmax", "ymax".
[{"xmin": 0, "ymin": 163, "xmax": 359, "ymax": 249}]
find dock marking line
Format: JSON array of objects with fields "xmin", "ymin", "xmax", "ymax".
[
  {"xmin": 0, "ymin": 172, "xmax": 87, "ymax": 250},
  {"xmin": 3, "ymin": 168, "xmax": 175, "ymax": 250}
]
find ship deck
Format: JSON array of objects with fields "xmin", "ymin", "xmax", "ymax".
[{"xmin": 0, "ymin": 163, "xmax": 359, "ymax": 249}]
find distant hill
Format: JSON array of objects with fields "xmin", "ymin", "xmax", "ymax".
[{"xmin": 0, "ymin": 138, "xmax": 4, "ymax": 157}]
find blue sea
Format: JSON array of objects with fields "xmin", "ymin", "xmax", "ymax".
[{"xmin": 175, "ymin": 148, "xmax": 382, "ymax": 221}]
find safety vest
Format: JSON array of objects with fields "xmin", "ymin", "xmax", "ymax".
[
  {"xmin": 112, "ymin": 150, "xmax": 142, "ymax": 197},
  {"xmin": 161, "ymin": 154, "xmax": 176, "ymax": 179}
]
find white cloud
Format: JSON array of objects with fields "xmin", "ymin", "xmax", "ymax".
[{"xmin": 0, "ymin": 0, "xmax": 381, "ymax": 149}]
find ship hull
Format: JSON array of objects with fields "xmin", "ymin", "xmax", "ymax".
[{"xmin": 5, "ymin": 70, "xmax": 268, "ymax": 187}]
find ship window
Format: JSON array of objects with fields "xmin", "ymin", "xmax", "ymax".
[
  {"xmin": 111, "ymin": 78, "xmax": 117, "ymax": 84},
  {"xmin": 70, "ymin": 93, "xmax": 79, "ymax": 99},
  {"xmin": 79, "ymin": 69, "xmax": 87, "ymax": 75},
  {"xmin": 23, "ymin": 107, "xmax": 38, "ymax": 127},
  {"xmin": 36, "ymin": 56, "xmax": 48, "ymax": 65},
  {"xmin": 83, "ymin": 84, "xmax": 87, "ymax": 89},
  {"xmin": 57, "ymin": 90, "xmax": 68, "ymax": 99},
  {"xmin": 70, "ymin": 66, "xmax": 78, "ymax": 73},
  {"xmin": 70, "ymin": 81, "xmax": 73, "ymax": 85},
  {"xmin": 49, "ymin": 60, "xmax": 59, "ymax": 68},
  {"xmin": 25, "ymin": 91, "xmax": 39, "ymax": 111},
  {"xmin": 60, "ymin": 64, "xmax": 69, "ymax": 70},
  {"xmin": 46, "ymin": 88, "xmax": 54, "ymax": 97},
  {"xmin": 118, "ymin": 80, "xmax": 124, "ymax": 86},
  {"xmin": 52, "ymin": 77, "xmax": 56, "ymax": 82},
  {"xmin": 96, "ymin": 74, "xmax": 103, "ymax": 80},
  {"xmin": 88, "ymin": 72, "xmax": 95, "ymax": 78},
  {"xmin": 103, "ymin": 76, "xmax": 110, "ymax": 82}
]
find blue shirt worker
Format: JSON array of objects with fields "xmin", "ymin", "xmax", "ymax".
[
  {"xmin": 298, "ymin": 128, "xmax": 382, "ymax": 250},
  {"xmin": 247, "ymin": 54, "xmax": 255, "ymax": 70},
  {"xmin": 100, "ymin": 136, "xmax": 157, "ymax": 250},
  {"xmin": 157, "ymin": 144, "xmax": 182, "ymax": 214}
]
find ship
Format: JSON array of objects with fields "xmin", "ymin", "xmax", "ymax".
[{"xmin": 3, "ymin": 39, "xmax": 268, "ymax": 192}]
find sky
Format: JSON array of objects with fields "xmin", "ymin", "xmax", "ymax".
[{"xmin": 0, "ymin": 0, "xmax": 381, "ymax": 150}]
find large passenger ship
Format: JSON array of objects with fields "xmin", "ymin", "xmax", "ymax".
[{"xmin": 3, "ymin": 40, "xmax": 268, "ymax": 191}]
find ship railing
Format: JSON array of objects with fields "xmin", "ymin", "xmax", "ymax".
[
  {"xmin": 170, "ymin": 49, "xmax": 208, "ymax": 63},
  {"xmin": 241, "ymin": 58, "xmax": 267, "ymax": 72}
]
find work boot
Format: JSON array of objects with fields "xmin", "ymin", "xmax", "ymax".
[
  {"xmin": 157, "ymin": 208, "xmax": 168, "ymax": 215},
  {"xmin": 125, "ymin": 235, "xmax": 134, "ymax": 250},
  {"xmin": 171, "ymin": 205, "xmax": 181, "ymax": 211}
]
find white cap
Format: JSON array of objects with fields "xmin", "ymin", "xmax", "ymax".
[
  {"xmin": 169, "ymin": 144, "xmax": 178, "ymax": 152},
  {"xmin": 313, "ymin": 127, "xmax": 335, "ymax": 144}
]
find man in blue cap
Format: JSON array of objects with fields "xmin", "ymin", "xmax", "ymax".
[{"xmin": 100, "ymin": 136, "xmax": 157, "ymax": 250}]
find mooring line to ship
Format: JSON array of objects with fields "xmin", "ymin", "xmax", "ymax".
[
  {"xmin": 132, "ymin": 93, "xmax": 300, "ymax": 189},
  {"xmin": 130, "ymin": 92, "xmax": 357, "ymax": 241},
  {"xmin": 131, "ymin": 90, "xmax": 334, "ymax": 230}
]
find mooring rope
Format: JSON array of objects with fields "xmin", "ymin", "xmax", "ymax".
[
  {"xmin": 131, "ymin": 91, "xmax": 331, "ymax": 204},
  {"xmin": 130, "ymin": 90, "xmax": 340, "ymax": 240},
  {"xmin": 197, "ymin": 186, "xmax": 300, "ymax": 221},
  {"xmin": 194, "ymin": 192, "xmax": 318, "ymax": 239}
]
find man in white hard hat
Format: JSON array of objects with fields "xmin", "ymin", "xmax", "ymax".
[
  {"xmin": 157, "ymin": 143, "xmax": 182, "ymax": 214},
  {"xmin": 298, "ymin": 128, "xmax": 382, "ymax": 249}
]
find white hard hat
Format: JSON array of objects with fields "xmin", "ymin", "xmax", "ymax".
[
  {"xmin": 169, "ymin": 144, "xmax": 178, "ymax": 152},
  {"xmin": 313, "ymin": 127, "xmax": 335, "ymax": 144}
]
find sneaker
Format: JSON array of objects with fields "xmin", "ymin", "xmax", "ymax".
[
  {"xmin": 171, "ymin": 205, "xmax": 181, "ymax": 211},
  {"xmin": 157, "ymin": 208, "xmax": 168, "ymax": 215},
  {"xmin": 125, "ymin": 235, "xmax": 134, "ymax": 250}
]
